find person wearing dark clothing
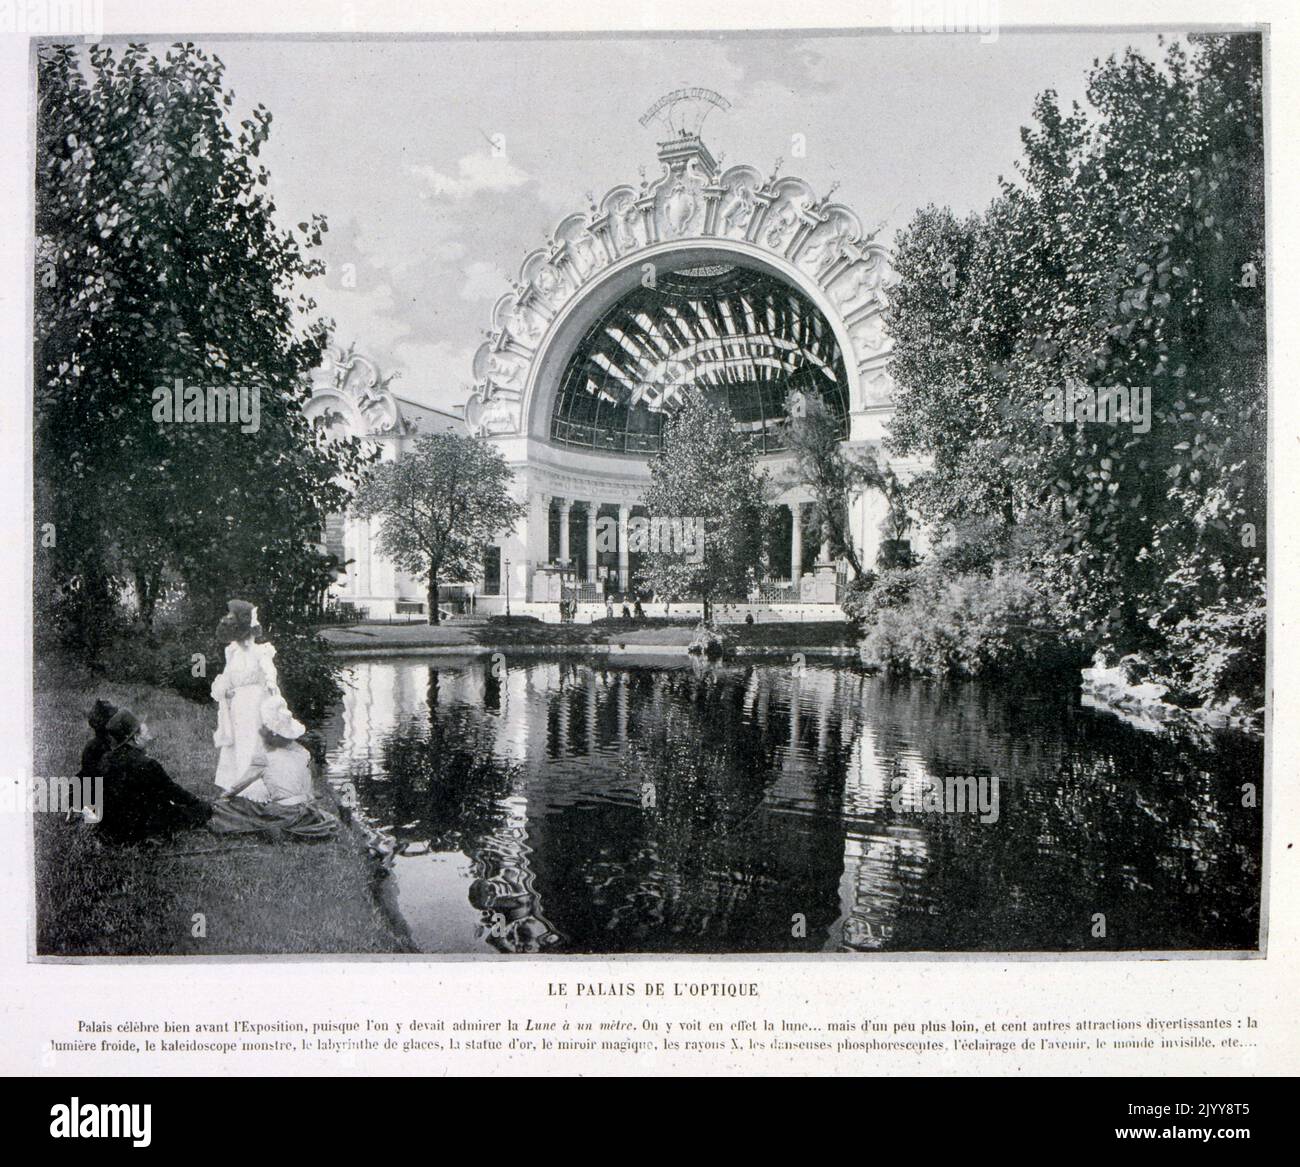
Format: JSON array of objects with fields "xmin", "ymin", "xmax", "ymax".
[
  {"xmin": 621, "ymin": 603, "xmax": 631, "ymax": 620},
  {"xmin": 96, "ymin": 710, "xmax": 212, "ymax": 844},
  {"xmin": 78, "ymin": 699, "xmax": 118, "ymax": 781},
  {"xmin": 633, "ymin": 599, "xmax": 645, "ymax": 621}
]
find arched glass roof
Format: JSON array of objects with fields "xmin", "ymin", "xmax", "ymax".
[{"xmin": 549, "ymin": 263, "xmax": 849, "ymax": 455}]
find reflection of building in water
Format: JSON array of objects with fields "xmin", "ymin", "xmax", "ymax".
[
  {"xmin": 325, "ymin": 658, "xmax": 945, "ymax": 953},
  {"xmin": 468, "ymin": 785, "xmax": 561, "ymax": 953},
  {"xmin": 518, "ymin": 661, "xmax": 861, "ymax": 951},
  {"xmin": 323, "ymin": 657, "xmax": 561, "ymax": 950},
  {"xmin": 321, "ymin": 657, "xmax": 1263, "ymax": 953},
  {"xmin": 835, "ymin": 722, "xmax": 913, "ymax": 950}
]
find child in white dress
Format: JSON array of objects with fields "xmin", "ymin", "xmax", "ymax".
[
  {"xmin": 208, "ymin": 694, "xmax": 338, "ymax": 840},
  {"xmin": 225, "ymin": 694, "xmax": 314, "ymax": 805}
]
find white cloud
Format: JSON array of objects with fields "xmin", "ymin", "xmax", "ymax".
[
  {"xmin": 409, "ymin": 151, "xmax": 532, "ymax": 200},
  {"xmin": 430, "ymin": 238, "xmax": 468, "ymax": 263},
  {"xmin": 391, "ymin": 340, "xmax": 482, "ymax": 413},
  {"xmin": 458, "ymin": 260, "xmax": 506, "ymax": 302}
]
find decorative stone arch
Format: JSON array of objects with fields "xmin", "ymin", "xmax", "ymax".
[
  {"xmin": 302, "ymin": 345, "xmax": 419, "ymax": 616},
  {"xmin": 519, "ymin": 239, "xmax": 863, "ymax": 442},
  {"xmin": 305, "ymin": 344, "xmax": 408, "ymax": 440},
  {"xmin": 463, "ymin": 135, "xmax": 897, "ymax": 446}
]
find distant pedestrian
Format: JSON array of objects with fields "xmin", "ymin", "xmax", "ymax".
[
  {"xmin": 605, "ymin": 599, "xmax": 614, "ymax": 621},
  {"xmin": 621, "ymin": 602, "xmax": 631, "ymax": 620},
  {"xmin": 634, "ymin": 599, "xmax": 644, "ymax": 621}
]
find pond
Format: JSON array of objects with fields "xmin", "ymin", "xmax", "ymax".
[{"xmin": 319, "ymin": 655, "xmax": 1263, "ymax": 956}]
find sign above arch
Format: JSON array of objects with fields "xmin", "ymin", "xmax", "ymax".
[{"xmin": 462, "ymin": 134, "xmax": 897, "ymax": 441}]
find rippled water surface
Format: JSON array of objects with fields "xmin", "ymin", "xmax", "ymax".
[{"xmin": 320, "ymin": 656, "xmax": 1262, "ymax": 955}]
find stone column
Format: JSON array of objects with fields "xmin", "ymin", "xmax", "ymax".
[
  {"xmin": 618, "ymin": 503, "xmax": 631, "ymax": 593},
  {"xmin": 558, "ymin": 498, "xmax": 571, "ymax": 565},
  {"xmin": 523, "ymin": 489, "xmax": 550, "ymax": 602},
  {"xmin": 790, "ymin": 501, "xmax": 803, "ymax": 581},
  {"xmin": 586, "ymin": 503, "xmax": 598, "ymax": 582}
]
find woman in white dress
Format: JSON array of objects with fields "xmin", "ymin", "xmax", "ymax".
[{"xmin": 210, "ymin": 600, "xmax": 279, "ymax": 798}]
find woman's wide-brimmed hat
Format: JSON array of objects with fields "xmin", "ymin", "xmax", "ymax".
[
  {"xmin": 259, "ymin": 694, "xmax": 305, "ymax": 741},
  {"xmin": 105, "ymin": 709, "xmax": 142, "ymax": 744},
  {"xmin": 218, "ymin": 598, "xmax": 261, "ymax": 640}
]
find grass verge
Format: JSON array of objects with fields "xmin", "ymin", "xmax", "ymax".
[{"xmin": 33, "ymin": 666, "xmax": 410, "ymax": 956}]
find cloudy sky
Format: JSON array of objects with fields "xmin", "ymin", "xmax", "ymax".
[{"xmin": 202, "ymin": 28, "xmax": 1173, "ymax": 413}]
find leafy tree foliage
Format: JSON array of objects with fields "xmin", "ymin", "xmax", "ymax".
[
  {"xmin": 639, "ymin": 395, "xmax": 769, "ymax": 621},
  {"xmin": 782, "ymin": 393, "xmax": 885, "ymax": 579},
  {"xmin": 34, "ymin": 42, "xmax": 370, "ymax": 651},
  {"xmin": 351, "ymin": 433, "xmax": 525, "ymax": 624},
  {"xmin": 886, "ymin": 35, "xmax": 1264, "ymax": 701}
]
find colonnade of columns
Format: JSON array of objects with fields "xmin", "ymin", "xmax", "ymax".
[
  {"xmin": 543, "ymin": 498, "xmax": 632, "ymax": 588},
  {"xmin": 545, "ymin": 496, "xmax": 818, "ymax": 589}
]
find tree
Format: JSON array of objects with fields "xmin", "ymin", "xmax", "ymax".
[
  {"xmin": 35, "ymin": 43, "xmax": 371, "ymax": 641},
  {"xmin": 783, "ymin": 392, "xmax": 888, "ymax": 579},
  {"xmin": 639, "ymin": 395, "xmax": 769, "ymax": 622},
  {"xmin": 885, "ymin": 34, "xmax": 1264, "ymax": 697},
  {"xmin": 351, "ymin": 433, "xmax": 525, "ymax": 624}
]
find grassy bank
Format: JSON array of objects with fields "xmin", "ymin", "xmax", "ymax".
[
  {"xmin": 33, "ymin": 665, "xmax": 410, "ymax": 956},
  {"xmin": 320, "ymin": 617, "xmax": 857, "ymax": 652}
]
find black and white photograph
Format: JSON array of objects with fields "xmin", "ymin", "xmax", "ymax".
[{"xmin": 26, "ymin": 13, "xmax": 1267, "ymax": 964}]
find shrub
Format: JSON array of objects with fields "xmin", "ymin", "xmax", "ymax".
[
  {"xmin": 271, "ymin": 628, "xmax": 346, "ymax": 725},
  {"xmin": 844, "ymin": 567, "xmax": 917, "ymax": 628},
  {"xmin": 70, "ymin": 610, "xmax": 345, "ymax": 724},
  {"xmin": 1146, "ymin": 591, "xmax": 1265, "ymax": 709},
  {"xmin": 838, "ymin": 572, "xmax": 876, "ymax": 624},
  {"xmin": 687, "ymin": 621, "xmax": 728, "ymax": 658},
  {"xmin": 858, "ymin": 567, "xmax": 1072, "ymax": 678}
]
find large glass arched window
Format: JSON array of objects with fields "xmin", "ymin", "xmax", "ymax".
[{"xmin": 549, "ymin": 263, "xmax": 849, "ymax": 455}]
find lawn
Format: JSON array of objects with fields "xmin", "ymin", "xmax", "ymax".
[{"xmin": 32, "ymin": 665, "xmax": 410, "ymax": 956}]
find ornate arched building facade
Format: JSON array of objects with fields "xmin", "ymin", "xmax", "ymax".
[
  {"xmin": 304, "ymin": 344, "xmax": 462, "ymax": 614},
  {"xmin": 309, "ymin": 132, "xmax": 923, "ymax": 618}
]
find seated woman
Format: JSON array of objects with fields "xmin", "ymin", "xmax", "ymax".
[
  {"xmin": 208, "ymin": 695, "xmax": 338, "ymax": 841},
  {"xmin": 96, "ymin": 710, "xmax": 213, "ymax": 844}
]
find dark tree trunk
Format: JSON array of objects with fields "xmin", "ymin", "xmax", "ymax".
[
  {"xmin": 427, "ymin": 572, "xmax": 440, "ymax": 625},
  {"xmin": 135, "ymin": 566, "xmax": 160, "ymax": 631}
]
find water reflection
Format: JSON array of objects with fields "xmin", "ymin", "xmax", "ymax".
[{"xmin": 320, "ymin": 656, "xmax": 1263, "ymax": 954}]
